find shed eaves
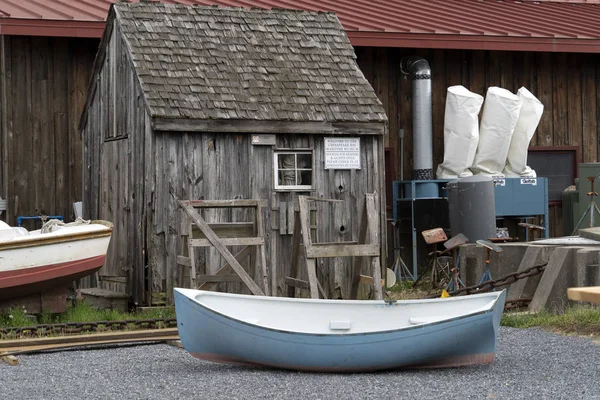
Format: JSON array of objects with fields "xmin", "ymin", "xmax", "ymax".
[{"xmin": 113, "ymin": 3, "xmax": 387, "ymax": 123}]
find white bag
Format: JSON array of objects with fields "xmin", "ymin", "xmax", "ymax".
[
  {"xmin": 471, "ymin": 87, "xmax": 522, "ymax": 176},
  {"xmin": 503, "ymin": 87, "xmax": 543, "ymax": 177},
  {"xmin": 436, "ymin": 85, "xmax": 484, "ymax": 179}
]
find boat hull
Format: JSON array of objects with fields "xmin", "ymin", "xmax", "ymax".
[
  {"xmin": 0, "ymin": 255, "xmax": 106, "ymax": 300},
  {"xmin": 174, "ymin": 289, "xmax": 506, "ymax": 372},
  {"xmin": 0, "ymin": 221, "xmax": 112, "ymax": 300}
]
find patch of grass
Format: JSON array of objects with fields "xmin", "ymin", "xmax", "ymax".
[
  {"xmin": 387, "ymin": 278, "xmax": 437, "ymax": 300},
  {"xmin": 0, "ymin": 307, "xmax": 34, "ymax": 328},
  {"xmin": 0, "ymin": 301, "xmax": 176, "ymax": 330},
  {"xmin": 502, "ymin": 305, "xmax": 600, "ymax": 336}
]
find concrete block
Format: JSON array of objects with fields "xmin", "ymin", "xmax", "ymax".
[
  {"xmin": 507, "ymin": 245, "xmax": 554, "ymax": 301},
  {"xmin": 529, "ymin": 247, "xmax": 582, "ymax": 313},
  {"xmin": 579, "ymin": 227, "xmax": 600, "ymax": 242},
  {"xmin": 575, "ymin": 247, "xmax": 600, "ymax": 287}
]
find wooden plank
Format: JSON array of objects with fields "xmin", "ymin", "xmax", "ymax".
[
  {"xmin": 189, "ymin": 237, "xmax": 264, "ymax": 247},
  {"xmin": 298, "ymin": 196, "xmax": 319, "ymax": 299},
  {"xmin": 190, "ymin": 222, "xmax": 256, "ymax": 239},
  {"xmin": 198, "ymin": 245, "xmax": 253, "ymax": 291},
  {"xmin": 567, "ymin": 286, "xmax": 600, "ymax": 304},
  {"xmin": 287, "ymin": 200, "xmax": 295, "ymax": 235},
  {"xmin": 153, "ymin": 118, "xmax": 384, "ymax": 135},
  {"xmin": 0, "ymin": 329, "xmax": 179, "ymax": 349},
  {"xmin": 181, "ymin": 199, "xmax": 265, "ymax": 208},
  {"xmin": 285, "ymin": 277, "xmax": 309, "ymax": 290},
  {"xmin": 1, "ymin": 335, "xmax": 180, "ymax": 357},
  {"xmin": 196, "ymin": 275, "xmax": 242, "ymax": 283},
  {"xmin": 350, "ymin": 200, "xmax": 369, "ymax": 299},
  {"xmin": 366, "ymin": 193, "xmax": 383, "ymax": 300},
  {"xmin": 279, "ymin": 201, "xmax": 287, "ymax": 235},
  {"xmin": 176, "ymin": 255, "xmax": 191, "ymax": 267},
  {"xmin": 255, "ymin": 203, "xmax": 270, "ymax": 295},
  {"xmin": 179, "ymin": 201, "xmax": 264, "ymax": 296},
  {"xmin": 582, "ymin": 54, "xmax": 598, "ymax": 163},
  {"xmin": 1, "ymin": 355, "xmax": 18, "ymax": 366},
  {"xmin": 305, "ymin": 244, "xmax": 380, "ymax": 258},
  {"xmin": 188, "ymin": 240, "xmax": 197, "ymax": 289},
  {"xmin": 287, "ymin": 211, "xmax": 302, "ymax": 298}
]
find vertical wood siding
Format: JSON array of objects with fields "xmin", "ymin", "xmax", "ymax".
[
  {"xmin": 356, "ymin": 47, "xmax": 600, "ymax": 237},
  {"xmin": 0, "ymin": 36, "xmax": 96, "ymax": 226},
  {"xmin": 81, "ymin": 26, "xmax": 148, "ymax": 304}
]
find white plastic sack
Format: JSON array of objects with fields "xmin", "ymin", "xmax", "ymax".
[
  {"xmin": 471, "ymin": 87, "xmax": 522, "ymax": 176},
  {"xmin": 503, "ymin": 87, "xmax": 543, "ymax": 177},
  {"xmin": 436, "ymin": 85, "xmax": 484, "ymax": 179}
]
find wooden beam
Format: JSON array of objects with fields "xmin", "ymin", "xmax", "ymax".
[
  {"xmin": 350, "ymin": 203, "xmax": 369, "ymax": 299},
  {"xmin": 287, "ymin": 211, "xmax": 302, "ymax": 298},
  {"xmin": 180, "ymin": 199, "xmax": 266, "ymax": 208},
  {"xmin": 1, "ymin": 355, "xmax": 18, "ymax": 366},
  {"xmin": 285, "ymin": 277, "xmax": 309, "ymax": 290},
  {"xmin": 189, "ymin": 222, "xmax": 255, "ymax": 239},
  {"xmin": 567, "ymin": 286, "xmax": 600, "ymax": 304},
  {"xmin": 179, "ymin": 201, "xmax": 264, "ymax": 296},
  {"xmin": 189, "ymin": 237, "xmax": 264, "ymax": 247},
  {"xmin": 366, "ymin": 193, "xmax": 383, "ymax": 300},
  {"xmin": 176, "ymin": 255, "xmax": 191, "ymax": 267},
  {"xmin": 306, "ymin": 244, "xmax": 380, "ymax": 258},
  {"xmin": 153, "ymin": 118, "xmax": 385, "ymax": 136},
  {"xmin": 0, "ymin": 329, "xmax": 178, "ymax": 350},
  {"xmin": 255, "ymin": 203, "xmax": 270, "ymax": 295}
]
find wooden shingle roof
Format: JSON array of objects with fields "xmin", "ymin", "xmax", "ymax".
[{"xmin": 113, "ymin": 3, "xmax": 387, "ymax": 124}]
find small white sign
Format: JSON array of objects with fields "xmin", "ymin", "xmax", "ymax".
[
  {"xmin": 493, "ymin": 176, "xmax": 506, "ymax": 187},
  {"xmin": 520, "ymin": 178, "xmax": 537, "ymax": 186},
  {"xmin": 324, "ymin": 138, "xmax": 361, "ymax": 170}
]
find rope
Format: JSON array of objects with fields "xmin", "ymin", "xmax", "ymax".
[{"xmin": 40, "ymin": 217, "xmax": 91, "ymax": 234}]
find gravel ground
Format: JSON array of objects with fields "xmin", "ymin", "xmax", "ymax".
[{"xmin": 2, "ymin": 327, "xmax": 600, "ymax": 400}]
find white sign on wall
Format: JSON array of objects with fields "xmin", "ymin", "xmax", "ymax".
[{"xmin": 324, "ymin": 138, "xmax": 361, "ymax": 170}]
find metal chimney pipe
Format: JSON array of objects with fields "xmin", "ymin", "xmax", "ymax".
[{"xmin": 401, "ymin": 57, "xmax": 433, "ymax": 180}]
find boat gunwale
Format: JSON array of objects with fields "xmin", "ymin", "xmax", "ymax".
[
  {"xmin": 0, "ymin": 220, "xmax": 113, "ymax": 251},
  {"xmin": 176, "ymin": 288, "xmax": 505, "ymax": 338}
]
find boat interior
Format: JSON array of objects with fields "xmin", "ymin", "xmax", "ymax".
[
  {"xmin": 178, "ymin": 289, "xmax": 503, "ymax": 334},
  {"xmin": 0, "ymin": 220, "xmax": 111, "ymax": 243}
]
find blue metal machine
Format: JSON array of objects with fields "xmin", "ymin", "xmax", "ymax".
[{"xmin": 393, "ymin": 177, "xmax": 549, "ymax": 279}]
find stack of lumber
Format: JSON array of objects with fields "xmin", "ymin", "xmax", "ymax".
[{"xmin": 1, "ymin": 329, "xmax": 179, "ymax": 365}]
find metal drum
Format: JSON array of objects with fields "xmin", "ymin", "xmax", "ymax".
[{"xmin": 448, "ymin": 176, "xmax": 496, "ymax": 242}]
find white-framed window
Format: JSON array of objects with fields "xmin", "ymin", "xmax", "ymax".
[{"xmin": 274, "ymin": 151, "xmax": 313, "ymax": 191}]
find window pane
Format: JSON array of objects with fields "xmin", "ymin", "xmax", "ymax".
[
  {"xmin": 297, "ymin": 154, "xmax": 312, "ymax": 169},
  {"xmin": 299, "ymin": 170, "xmax": 312, "ymax": 185},
  {"xmin": 279, "ymin": 170, "xmax": 295, "ymax": 186},
  {"xmin": 278, "ymin": 154, "xmax": 295, "ymax": 170}
]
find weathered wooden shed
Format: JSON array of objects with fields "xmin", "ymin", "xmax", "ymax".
[{"xmin": 79, "ymin": 3, "xmax": 388, "ymax": 304}]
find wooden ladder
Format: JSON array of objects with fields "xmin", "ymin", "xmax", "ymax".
[
  {"xmin": 286, "ymin": 193, "xmax": 383, "ymax": 300},
  {"xmin": 177, "ymin": 199, "xmax": 269, "ymax": 296}
]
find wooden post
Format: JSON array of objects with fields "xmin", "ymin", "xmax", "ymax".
[
  {"xmin": 255, "ymin": 202, "xmax": 270, "ymax": 295},
  {"xmin": 366, "ymin": 194, "xmax": 383, "ymax": 300},
  {"xmin": 287, "ymin": 212, "xmax": 302, "ymax": 298}
]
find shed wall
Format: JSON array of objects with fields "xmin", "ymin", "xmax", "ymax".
[
  {"xmin": 150, "ymin": 132, "xmax": 386, "ymax": 302},
  {"xmin": 81, "ymin": 24, "xmax": 148, "ymax": 304}
]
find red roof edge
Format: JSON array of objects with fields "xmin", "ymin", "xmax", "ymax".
[
  {"xmin": 0, "ymin": 19, "xmax": 105, "ymax": 38},
  {"xmin": 1, "ymin": 19, "xmax": 600, "ymax": 53},
  {"xmin": 348, "ymin": 32, "xmax": 600, "ymax": 53}
]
